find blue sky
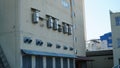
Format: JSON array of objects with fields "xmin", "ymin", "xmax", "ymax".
[{"xmin": 85, "ymin": 0, "xmax": 120, "ymax": 40}]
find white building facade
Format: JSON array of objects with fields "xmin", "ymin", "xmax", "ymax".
[
  {"xmin": 0, "ymin": 0, "xmax": 86, "ymax": 68},
  {"xmin": 110, "ymin": 11, "xmax": 120, "ymax": 67},
  {"xmin": 86, "ymin": 37, "xmax": 112, "ymax": 51}
]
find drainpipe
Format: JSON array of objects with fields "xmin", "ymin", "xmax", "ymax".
[{"xmin": 70, "ymin": 0, "xmax": 76, "ymax": 56}]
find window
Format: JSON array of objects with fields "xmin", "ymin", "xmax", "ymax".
[
  {"xmin": 119, "ymin": 59, "xmax": 120, "ymax": 65},
  {"xmin": 61, "ymin": 0, "xmax": 70, "ymax": 8},
  {"xmin": 74, "ymin": 37, "xmax": 77, "ymax": 42},
  {"xmin": 63, "ymin": 46, "xmax": 68, "ymax": 50},
  {"xmin": 70, "ymin": 47, "xmax": 74, "ymax": 51},
  {"xmin": 115, "ymin": 16, "xmax": 120, "ymax": 26},
  {"xmin": 36, "ymin": 56, "xmax": 43, "ymax": 68},
  {"xmin": 55, "ymin": 57, "xmax": 61, "ymax": 68},
  {"xmin": 70, "ymin": 59, "xmax": 74, "ymax": 68},
  {"xmin": 63, "ymin": 58, "xmax": 68, "ymax": 68},
  {"xmin": 117, "ymin": 38, "xmax": 120, "ymax": 48},
  {"xmin": 56, "ymin": 44, "xmax": 61, "ymax": 49},
  {"xmin": 47, "ymin": 42, "xmax": 53, "ymax": 47},
  {"xmin": 46, "ymin": 57, "xmax": 53, "ymax": 68},
  {"xmin": 22, "ymin": 55, "xmax": 32, "ymax": 68}
]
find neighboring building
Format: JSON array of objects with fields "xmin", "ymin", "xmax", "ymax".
[
  {"xmin": 86, "ymin": 32, "xmax": 112, "ymax": 51},
  {"xmin": 110, "ymin": 11, "xmax": 120, "ymax": 67},
  {"xmin": 86, "ymin": 33, "xmax": 113, "ymax": 68},
  {"xmin": 100, "ymin": 32, "xmax": 113, "ymax": 50},
  {"xmin": 0, "ymin": 0, "xmax": 86, "ymax": 68},
  {"xmin": 86, "ymin": 50, "xmax": 113, "ymax": 68},
  {"xmin": 86, "ymin": 39, "xmax": 101, "ymax": 51}
]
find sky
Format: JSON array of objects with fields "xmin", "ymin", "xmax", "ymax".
[{"xmin": 85, "ymin": 0, "xmax": 120, "ymax": 40}]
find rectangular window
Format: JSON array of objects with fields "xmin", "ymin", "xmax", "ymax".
[
  {"xmin": 117, "ymin": 38, "xmax": 120, "ymax": 48},
  {"xmin": 119, "ymin": 59, "xmax": 120, "ymax": 65},
  {"xmin": 36, "ymin": 56, "xmax": 43, "ymax": 68},
  {"xmin": 55, "ymin": 57, "xmax": 61, "ymax": 68},
  {"xmin": 22, "ymin": 55, "xmax": 32, "ymax": 68},
  {"xmin": 70, "ymin": 59, "xmax": 74, "ymax": 68},
  {"xmin": 63, "ymin": 58, "xmax": 68, "ymax": 68},
  {"xmin": 115, "ymin": 16, "xmax": 120, "ymax": 26},
  {"xmin": 46, "ymin": 57, "xmax": 53, "ymax": 68}
]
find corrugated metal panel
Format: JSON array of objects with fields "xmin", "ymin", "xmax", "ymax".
[
  {"xmin": 46, "ymin": 57, "xmax": 53, "ymax": 68},
  {"xmin": 36, "ymin": 56, "xmax": 43, "ymax": 68},
  {"xmin": 55, "ymin": 57, "xmax": 61, "ymax": 68},
  {"xmin": 22, "ymin": 55, "xmax": 32, "ymax": 68}
]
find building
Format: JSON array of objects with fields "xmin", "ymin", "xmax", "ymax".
[
  {"xmin": 100, "ymin": 32, "xmax": 113, "ymax": 50},
  {"xmin": 0, "ymin": 0, "xmax": 86, "ymax": 68},
  {"xmin": 86, "ymin": 32, "xmax": 112, "ymax": 51},
  {"xmin": 86, "ymin": 39, "xmax": 101, "ymax": 51},
  {"xmin": 86, "ymin": 50, "xmax": 113, "ymax": 68},
  {"xmin": 110, "ymin": 11, "xmax": 120, "ymax": 67},
  {"xmin": 86, "ymin": 33, "xmax": 113, "ymax": 68}
]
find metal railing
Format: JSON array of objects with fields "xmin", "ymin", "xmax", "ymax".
[{"xmin": 0, "ymin": 45, "xmax": 10, "ymax": 68}]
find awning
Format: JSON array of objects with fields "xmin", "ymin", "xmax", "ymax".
[
  {"xmin": 76, "ymin": 56, "xmax": 93, "ymax": 61},
  {"xmin": 21, "ymin": 49, "xmax": 76, "ymax": 58}
]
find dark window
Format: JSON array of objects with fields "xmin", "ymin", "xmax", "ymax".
[
  {"xmin": 70, "ymin": 59, "xmax": 74, "ymax": 68},
  {"xmin": 119, "ymin": 59, "xmax": 120, "ymax": 65},
  {"xmin": 70, "ymin": 47, "xmax": 74, "ymax": 51},
  {"xmin": 56, "ymin": 44, "xmax": 61, "ymax": 49},
  {"xmin": 0, "ymin": 58, "xmax": 4, "ymax": 68},
  {"xmin": 117, "ymin": 38, "xmax": 120, "ymax": 48},
  {"xmin": 55, "ymin": 57, "xmax": 61, "ymax": 68},
  {"xmin": 47, "ymin": 42, "xmax": 53, "ymax": 47},
  {"xmin": 22, "ymin": 55, "xmax": 32, "ymax": 68},
  {"xmin": 63, "ymin": 58, "xmax": 68, "ymax": 68},
  {"xmin": 115, "ymin": 16, "xmax": 120, "ymax": 26},
  {"xmin": 63, "ymin": 46, "xmax": 68, "ymax": 50},
  {"xmin": 46, "ymin": 57, "xmax": 53, "ymax": 68},
  {"xmin": 36, "ymin": 56, "xmax": 43, "ymax": 68}
]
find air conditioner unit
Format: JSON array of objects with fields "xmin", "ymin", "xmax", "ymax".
[
  {"xmin": 53, "ymin": 19, "xmax": 59, "ymax": 30},
  {"xmin": 47, "ymin": 17, "xmax": 53, "ymax": 28}
]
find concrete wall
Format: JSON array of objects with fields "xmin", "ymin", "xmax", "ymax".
[
  {"xmin": 72, "ymin": 0, "xmax": 86, "ymax": 56},
  {"xmin": 87, "ymin": 55, "xmax": 113, "ymax": 68},
  {"xmin": 19, "ymin": 0, "xmax": 74, "ymax": 55},
  {"xmin": 0, "ymin": 0, "xmax": 86, "ymax": 68},
  {"xmin": 19, "ymin": 0, "xmax": 86, "ymax": 56},
  {"xmin": 0, "ymin": 0, "xmax": 21, "ymax": 68}
]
